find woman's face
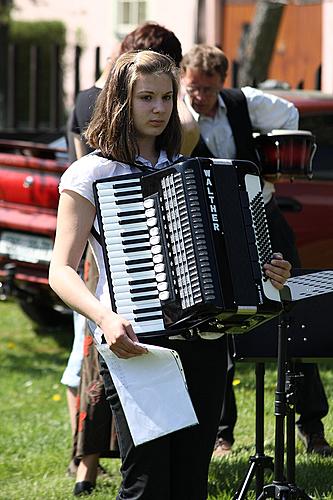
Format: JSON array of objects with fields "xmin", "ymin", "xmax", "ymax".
[{"xmin": 132, "ymin": 73, "xmax": 174, "ymax": 141}]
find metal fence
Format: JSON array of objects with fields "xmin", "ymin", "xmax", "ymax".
[
  {"xmin": 0, "ymin": 42, "xmax": 322, "ymax": 137},
  {"xmin": 0, "ymin": 44, "xmax": 101, "ymax": 137}
]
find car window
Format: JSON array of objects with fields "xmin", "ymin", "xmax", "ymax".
[{"xmin": 299, "ymin": 113, "xmax": 333, "ymax": 180}]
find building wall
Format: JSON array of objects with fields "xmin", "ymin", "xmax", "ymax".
[
  {"xmin": 322, "ymin": 0, "xmax": 333, "ymax": 92},
  {"xmin": 12, "ymin": 0, "xmax": 198, "ymax": 110},
  {"xmin": 221, "ymin": 2, "xmax": 322, "ymax": 90}
]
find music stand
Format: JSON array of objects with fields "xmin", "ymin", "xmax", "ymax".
[{"xmin": 233, "ymin": 270, "xmax": 333, "ymax": 500}]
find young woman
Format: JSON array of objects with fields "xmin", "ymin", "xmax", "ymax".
[{"xmin": 49, "ymin": 50, "xmax": 291, "ymax": 499}]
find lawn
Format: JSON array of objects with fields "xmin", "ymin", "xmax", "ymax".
[{"xmin": 1, "ymin": 299, "xmax": 333, "ymax": 499}]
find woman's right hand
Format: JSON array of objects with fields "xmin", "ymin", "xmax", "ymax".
[{"xmin": 99, "ymin": 310, "xmax": 148, "ymax": 359}]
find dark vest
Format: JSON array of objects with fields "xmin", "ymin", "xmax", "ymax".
[{"xmin": 190, "ymin": 88, "xmax": 258, "ymax": 165}]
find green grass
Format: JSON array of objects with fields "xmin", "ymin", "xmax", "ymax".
[{"xmin": 1, "ymin": 300, "xmax": 333, "ymax": 499}]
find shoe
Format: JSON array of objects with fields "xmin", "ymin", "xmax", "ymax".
[
  {"xmin": 73, "ymin": 481, "xmax": 95, "ymax": 496},
  {"xmin": 297, "ymin": 429, "xmax": 333, "ymax": 457},
  {"xmin": 212, "ymin": 438, "xmax": 233, "ymax": 458}
]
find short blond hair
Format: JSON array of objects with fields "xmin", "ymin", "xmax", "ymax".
[{"xmin": 181, "ymin": 44, "xmax": 229, "ymax": 83}]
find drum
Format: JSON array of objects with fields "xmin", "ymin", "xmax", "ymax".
[{"xmin": 253, "ymin": 130, "xmax": 317, "ymax": 179}]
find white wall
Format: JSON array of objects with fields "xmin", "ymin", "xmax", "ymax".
[{"xmin": 12, "ymin": 0, "xmax": 198, "ymax": 110}]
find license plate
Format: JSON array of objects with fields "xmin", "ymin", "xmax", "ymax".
[{"xmin": 0, "ymin": 231, "xmax": 53, "ymax": 264}]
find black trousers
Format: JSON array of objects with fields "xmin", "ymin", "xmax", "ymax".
[
  {"xmin": 217, "ymin": 200, "xmax": 329, "ymax": 443},
  {"xmin": 101, "ymin": 335, "xmax": 228, "ymax": 500}
]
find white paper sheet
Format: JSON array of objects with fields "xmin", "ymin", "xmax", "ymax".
[{"xmin": 96, "ymin": 343, "xmax": 199, "ymax": 446}]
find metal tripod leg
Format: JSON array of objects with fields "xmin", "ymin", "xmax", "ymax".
[
  {"xmin": 256, "ymin": 311, "xmax": 313, "ymax": 500},
  {"xmin": 233, "ymin": 362, "xmax": 273, "ymax": 500}
]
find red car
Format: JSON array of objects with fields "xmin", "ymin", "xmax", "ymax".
[
  {"xmin": 0, "ymin": 91, "xmax": 332, "ymax": 325},
  {"xmin": 0, "ymin": 137, "xmax": 69, "ymax": 325}
]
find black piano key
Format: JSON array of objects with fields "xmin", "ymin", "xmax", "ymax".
[
  {"xmin": 123, "ymin": 237, "xmax": 150, "ymax": 245},
  {"xmin": 118, "ymin": 209, "xmax": 145, "ymax": 217},
  {"xmin": 134, "ymin": 306, "xmax": 162, "ymax": 314},
  {"xmin": 121, "ymin": 229, "xmax": 149, "ymax": 237},
  {"xmin": 115, "ymin": 189, "xmax": 142, "ymax": 198},
  {"xmin": 124, "ymin": 245, "xmax": 151, "ymax": 253},
  {"xmin": 116, "ymin": 197, "xmax": 142, "ymax": 205},
  {"xmin": 130, "ymin": 286, "xmax": 157, "ymax": 294},
  {"xmin": 126, "ymin": 258, "xmax": 152, "ymax": 265},
  {"xmin": 129, "ymin": 278, "xmax": 157, "ymax": 285},
  {"xmin": 127, "ymin": 266, "xmax": 154, "ymax": 273},
  {"xmin": 119, "ymin": 217, "xmax": 147, "ymax": 225},
  {"xmin": 134, "ymin": 315, "xmax": 163, "ymax": 322},
  {"xmin": 132, "ymin": 293, "xmax": 159, "ymax": 301}
]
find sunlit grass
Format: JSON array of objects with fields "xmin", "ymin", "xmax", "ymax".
[{"xmin": 0, "ymin": 300, "xmax": 332, "ymax": 499}]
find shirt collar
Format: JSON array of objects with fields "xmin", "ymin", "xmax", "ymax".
[
  {"xmin": 136, "ymin": 150, "xmax": 175, "ymax": 169},
  {"xmin": 184, "ymin": 93, "xmax": 226, "ymax": 121}
]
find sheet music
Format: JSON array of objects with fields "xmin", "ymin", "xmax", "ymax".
[
  {"xmin": 285, "ymin": 270, "xmax": 333, "ymax": 301},
  {"xmin": 96, "ymin": 343, "xmax": 198, "ymax": 446}
]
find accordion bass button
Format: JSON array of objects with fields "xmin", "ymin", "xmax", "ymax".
[
  {"xmin": 154, "ymin": 263, "xmax": 165, "ymax": 273},
  {"xmin": 159, "ymin": 291, "xmax": 170, "ymax": 301},
  {"xmin": 144, "ymin": 198, "xmax": 154, "ymax": 209},
  {"xmin": 147, "ymin": 217, "xmax": 158, "ymax": 227},
  {"xmin": 156, "ymin": 272, "xmax": 167, "ymax": 282},
  {"xmin": 150, "ymin": 235, "xmax": 160, "ymax": 245},
  {"xmin": 149, "ymin": 226, "xmax": 159, "ymax": 237},
  {"xmin": 153, "ymin": 254, "xmax": 163, "ymax": 264},
  {"xmin": 151, "ymin": 244, "xmax": 162, "ymax": 254},
  {"xmin": 157, "ymin": 282, "xmax": 168, "ymax": 291},
  {"xmin": 145, "ymin": 208, "xmax": 156, "ymax": 218}
]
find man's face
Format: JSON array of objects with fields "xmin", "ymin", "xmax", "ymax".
[{"xmin": 182, "ymin": 67, "xmax": 224, "ymax": 117}]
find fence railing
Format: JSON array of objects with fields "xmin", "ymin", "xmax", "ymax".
[
  {"xmin": 0, "ymin": 42, "xmax": 323, "ymax": 137},
  {"xmin": 1, "ymin": 44, "xmax": 101, "ymax": 136}
]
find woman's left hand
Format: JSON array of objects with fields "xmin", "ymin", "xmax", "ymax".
[{"xmin": 263, "ymin": 252, "xmax": 291, "ymax": 290}]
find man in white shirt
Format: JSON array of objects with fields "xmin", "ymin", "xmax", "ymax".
[{"xmin": 180, "ymin": 44, "xmax": 332, "ymax": 458}]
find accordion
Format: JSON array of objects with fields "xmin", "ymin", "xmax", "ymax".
[{"xmin": 93, "ymin": 157, "xmax": 284, "ymax": 338}]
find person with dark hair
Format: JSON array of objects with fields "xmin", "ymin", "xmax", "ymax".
[
  {"xmin": 61, "ymin": 23, "xmax": 200, "ymax": 494},
  {"xmin": 51, "ymin": 49, "xmax": 291, "ymax": 500},
  {"xmin": 181, "ymin": 43, "xmax": 332, "ymax": 459}
]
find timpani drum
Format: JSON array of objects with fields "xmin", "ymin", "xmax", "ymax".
[{"xmin": 253, "ymin": 129, "xmax": 317, "ymax": 179}]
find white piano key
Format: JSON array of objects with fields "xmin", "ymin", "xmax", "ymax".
[
  {"xmin": 116, "ymin": 297, "xmax": 161, "ymax": 312},
  {"xmin": 111, "ymin": 271, "xmax": 156, "ymax": 282},
  {"xmin": 133, "ymin": 321, "xmax": 165, "ymax": 334},
  {"xmin": 101, "ymin": 212, "xmax": 146, "ymax": 222},
  {"xmin": 112, "ymin": 283, "xmax": 158, "ymax": 293},
  {"xmin": 109, "ymin": 262, "xmax": 154, "ymax": 272},
  {"xmin": 97, "ymin": 177, "xmax": 141, "ymax": 189},
  {"xmin": 102, "ymin": 222, "xmax": 148, "ymax": 232},
  {"xmin": 106, "ymin": 248, "xmax": 152, "ymax": 259},
  {"xmin": 117, "ymin": 301, "xmax": 162, "ymax": 314}
]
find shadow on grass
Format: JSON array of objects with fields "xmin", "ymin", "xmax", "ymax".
[
  {"xmin": 208, "ymin": 455, "xmax": 333, "ymax": 499},
  {"xmin": 34, "ymin": 321, "xmax": 74, "ymax": 349}
]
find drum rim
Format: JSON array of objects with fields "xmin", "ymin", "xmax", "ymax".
[{"xmin": 269, "ymin": 129, "xmax": 313, "ymax": 136}]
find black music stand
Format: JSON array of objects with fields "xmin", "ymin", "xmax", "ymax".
[
  {"xmin": 233, "ymin": 270, "xmax": 333, "ymax": 500},
  {"xmin": 256, "ymin": 305, "xmax": 312, "ymax": 500}
]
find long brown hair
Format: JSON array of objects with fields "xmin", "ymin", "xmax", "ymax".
[{"xmin": 85, "ymin": 50, "xmax": 181, "ymax": 162}]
